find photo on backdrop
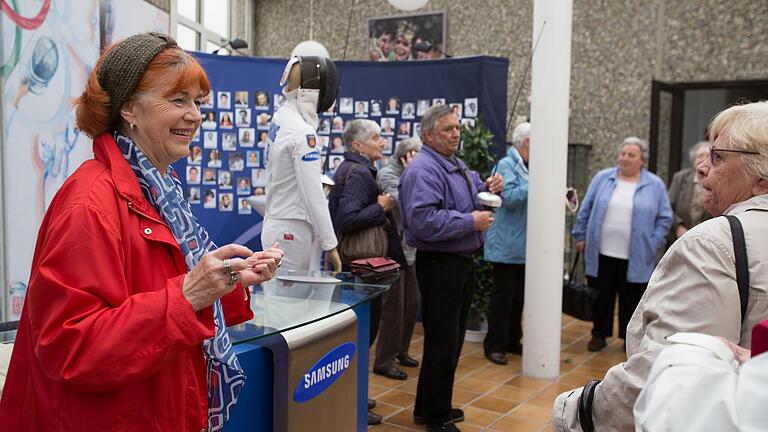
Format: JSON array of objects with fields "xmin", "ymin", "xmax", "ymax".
[{"xmin": 367, "ymin": 12, "xmax": 446, "ymax": 61}]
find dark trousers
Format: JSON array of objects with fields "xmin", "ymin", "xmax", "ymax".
[
  {"xmin": 370, "ymin": 295, "xmax": 382, "ymax": 349},
  {"xmin": 414, "ymin": 250, "xmax": 475, "ymax": 426},
  {"xmin": 374, "ymin": 263, "xmax": 420, "ymax": 369},
  {"xmin": 589, "ymin": 254, "xmax": 647, "ymax": 339},
  {"xmin": 484, "ymin": 263, "xmax": 525, "ymax": 355}
]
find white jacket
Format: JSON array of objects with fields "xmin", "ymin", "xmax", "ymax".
[
  {"xmin": 264, "ymin": 98, "xmax": 337, "ymax": 251},
  {"xmin": 635, "ymin": 333, "xmax": 768, "ymax": 431},
  {"xmin": 553, "ymin": 194, "xmax": 768, "ymax": 432}
]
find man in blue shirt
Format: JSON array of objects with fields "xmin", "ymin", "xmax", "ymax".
[
  {"xmin": 399, "ymin": 104, "xmax": 503, "ymax": 432},
  {"xmin": 483, "ymin": 122, "xmax": 531, "ymax": 366}
]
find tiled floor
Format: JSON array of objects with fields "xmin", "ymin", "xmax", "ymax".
[{"xmin": 367, "ymin": 315, "xmax": 627, "ymax": 431}]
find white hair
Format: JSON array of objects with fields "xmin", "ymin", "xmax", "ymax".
[
  {"xmin": 709, "ymin": 101, "xmax": 768, "ymax": 179},
  {"xmin": 511, "ymin": 122, "xmax": 531, "ymax": 148}
]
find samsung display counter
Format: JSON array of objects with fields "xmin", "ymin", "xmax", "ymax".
[{"xmin": 225, "ymin": 270, "xmax": 394, "ymax": 432}]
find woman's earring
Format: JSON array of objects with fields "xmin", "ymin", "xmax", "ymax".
[{"xmin": 130, "ymin": 123, "xmax": 136, "ymax": 131}]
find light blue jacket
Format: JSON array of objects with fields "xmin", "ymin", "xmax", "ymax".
[
  {"xmin": 573, "ymin": 167, "xmax": 672, "ymax": 283},
  {"xmin": 484, "ymin": 146, "xmax": 528, "ymax": 264}
]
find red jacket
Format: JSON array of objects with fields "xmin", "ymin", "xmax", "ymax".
[{"xmin": 0, "ymin": 134, "xmax": 253, "ymax": 431}]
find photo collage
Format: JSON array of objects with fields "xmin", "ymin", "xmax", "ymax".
[
  {"xmin": 324, "ymin": 95, "xmax": 479, "ymax": 175},
  {"xmin": 185, "ymin": 89, "xmax": 281, "ymax": 215}
]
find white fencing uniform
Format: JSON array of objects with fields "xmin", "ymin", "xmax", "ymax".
[{"xmin": 261, "ymin": 97, "xmax": 337, "ymax": 271}]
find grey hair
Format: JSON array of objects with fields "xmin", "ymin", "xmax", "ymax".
[
  {"xmin": 688, "ymin": 140, "xmax": 710, "ymax": 163},
  {"xmin": 342, "ymin": 119, "xmax": 381, "ymax": 150},
  {"xmin": 619, "ymin": 136, "xmax": 649, "ymax": 162},
  {"xmin": 420, "ymin": 104, "xmax": 454, "ymax": 142},
  {"xmin": 511, "ymin": 122, "xmax": 531, "ymax": 148},
  {"xmin": 394, "ymin": 137, "xmax": 422, "ymax": 160}
]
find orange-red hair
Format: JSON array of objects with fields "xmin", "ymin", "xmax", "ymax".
[{"xmin": 75, "ymin": 45, "xmax": 211, "ymax": 138}]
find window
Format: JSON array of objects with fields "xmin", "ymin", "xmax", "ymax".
[{"xmin": 171, "ymin": 0, "xmax": 251, "ymax": 55}]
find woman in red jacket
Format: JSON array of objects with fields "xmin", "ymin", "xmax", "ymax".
[{"xmin": 0, "ymin": 33, "xmax": 282, "ymax": 431}]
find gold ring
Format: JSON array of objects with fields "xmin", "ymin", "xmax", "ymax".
[
  {"xmin": 223, "ymin": 258, "xmax": 231, "ymax": 274},
  {"xmin": 227, "ymin": 271, "xmax": 239, "ymax": 285}
]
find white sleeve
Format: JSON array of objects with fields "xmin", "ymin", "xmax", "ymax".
[
  {"xmin": 291, "ymin": 132, "xmax": 338, "ymax": 251},
  {"xmin": 635, "ymin": 340, "xmax": 768, "ymax": 432}
]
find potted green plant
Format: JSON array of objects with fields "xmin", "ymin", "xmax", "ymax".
[{"xmin": 457, "ymin": 119, "xmax": 497, "ymax": 340}]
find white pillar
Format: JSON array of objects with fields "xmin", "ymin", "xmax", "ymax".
[{"xmin": 522, "ymin": 0, "xmax": 573, "ymax": 379}]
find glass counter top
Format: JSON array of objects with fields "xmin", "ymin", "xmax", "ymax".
[{"xmin": 229, "ymin": 269, "xmax": 397, "ymax": 345}]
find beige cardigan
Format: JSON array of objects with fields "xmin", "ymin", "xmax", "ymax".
[{"xmin": 553, "ymin": 194, "xmax": 768, "ymax": 431}]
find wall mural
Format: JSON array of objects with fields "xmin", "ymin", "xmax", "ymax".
[{"xmin": 2, "ymin": 0, "xmax": 100, "ymax": 320}]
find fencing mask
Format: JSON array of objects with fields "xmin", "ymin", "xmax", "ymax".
[{"xmin": 280, "ymin": 56, "xmax": 339, "ymax": 120}]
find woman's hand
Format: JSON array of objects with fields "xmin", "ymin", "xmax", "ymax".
[
  {"xmin": 485, "ymin": 172, "xmax": 503, "ymax": 194},
  {"xmin": 182, "ymin": 244, "xmax": 281, "ymax": 311},
  {"xmin": 243, "ymin": 244, "xmax": 284, "ymax": 285},
  {"xmin": 377, "ymin": 193, "xmax": 395, "ymax": 212},
  {"xmin": 576, "ymin": 240, "xmax": 586, "ymax": 253}
]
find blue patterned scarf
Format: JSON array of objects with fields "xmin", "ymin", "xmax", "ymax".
[{"xmin": 114, "ymin": 132, "xmax": 244, "ymax": 431}]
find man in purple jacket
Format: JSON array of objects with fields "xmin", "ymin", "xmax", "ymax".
[{"xmin": 399, "ymin": 104, "xmax": 503, "ymax": 432}]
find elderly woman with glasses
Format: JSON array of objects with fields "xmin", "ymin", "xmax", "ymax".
[
  {"xmin": 573, "ymin": 137, "xmax": 673, "ymax": 353},
  {"xmin": 554, "ymin": 101, "xmax": 768, "ymax": 432}
]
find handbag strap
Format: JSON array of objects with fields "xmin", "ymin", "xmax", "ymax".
[
  {"xmin": 343, "ymin": 162, "xmax": 359, "ymax": 185},
  {"xmin": 569, "ymin": 251, "xmax": 580, "ymax": 278},
  {"xmin": 725, "ymin": 215, "xmax": 749, "ymax": 325},
  {"xmin": 578, "ymin": 379, "xmax": 600, "ymax": 432}
]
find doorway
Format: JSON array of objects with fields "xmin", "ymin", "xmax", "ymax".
[{"xmin": 649, "ymin": 79, "xmax": 768, "ymax": 184}]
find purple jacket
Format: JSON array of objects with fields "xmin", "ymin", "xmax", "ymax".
[{"xmin": 398, "ymin": 144, "xmax": 486, "ymax": 257}]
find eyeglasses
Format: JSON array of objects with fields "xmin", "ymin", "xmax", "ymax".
[{"xmin": 709, "ymin": 146, "xmax": 760, "ymax": 166}]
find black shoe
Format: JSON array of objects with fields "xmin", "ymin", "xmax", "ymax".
[
  {"xmin": 373, "ymin": 365, "xmax": 408, "ymax": 380},
  {"xmin": 587, "ymin": 337, "xmax": 607, "ymax": 352},
  {"xmin": 367, "ymin": 398, "xmax": 377, "ymax": 410},
  {"xmin": 414, "ymin": 408, "xmax": 465, "ymax": 425},
  {"xmin": 506, "ymin": 343, "xmax": 523, "ymax": 355},
  {"xmin": 367, "ymin": 411, "xmax": 382, "ymax": 425},
  {"xmin": 426, "ymin": 422, "xmax": 461, "ymax": 432},
  {"xmin": 395, "ymin": 354, "xmax": 419, "ymax": 367},
  {"xmin": 485, "ymin": 351, "xmax": 508, "ymax": 365}
]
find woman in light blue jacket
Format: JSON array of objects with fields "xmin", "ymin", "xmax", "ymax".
[
  {"xmin": 573, "ymin": 137, "xmax": 672, "ymax": 352},
  {"xmin": 483, "ymin": 123, "xmax": 530, "ymax": 365}
]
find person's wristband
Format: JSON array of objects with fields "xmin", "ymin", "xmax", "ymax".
[{"xmin": 578, "ymin": 379, "xmax": 600, "ymax": 432}]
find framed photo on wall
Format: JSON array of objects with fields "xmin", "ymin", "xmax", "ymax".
[{"xmin": 367, "ymin": 12, "xmax": 446, "ymax": 61}]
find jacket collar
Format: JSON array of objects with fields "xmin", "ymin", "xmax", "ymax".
[
  {"xmin": 506, "ymin": 146, "xmax": 528, "ymax": 174},
  {"xmin": 343, "ymin": 151, "xmax": 377, "ymax": 173},
  {"xmin": 728, "ymin": 193, "xmax": 768, "ymax": 215},
  {"xmin": 93, "ymin": 133, "xmax": 160, "ymax": 217},
  {"xmin": 422, "ymin": 144, "xmax": 466, "ymax": 173},
  {"xmin": 607, "ymin": 166, "xmax": 655, "ymax": 189}
]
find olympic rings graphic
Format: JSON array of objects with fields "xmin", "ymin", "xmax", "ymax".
[{"xmin": 1, "ymin": 0, "xmax": 50, "ymax": 30}]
